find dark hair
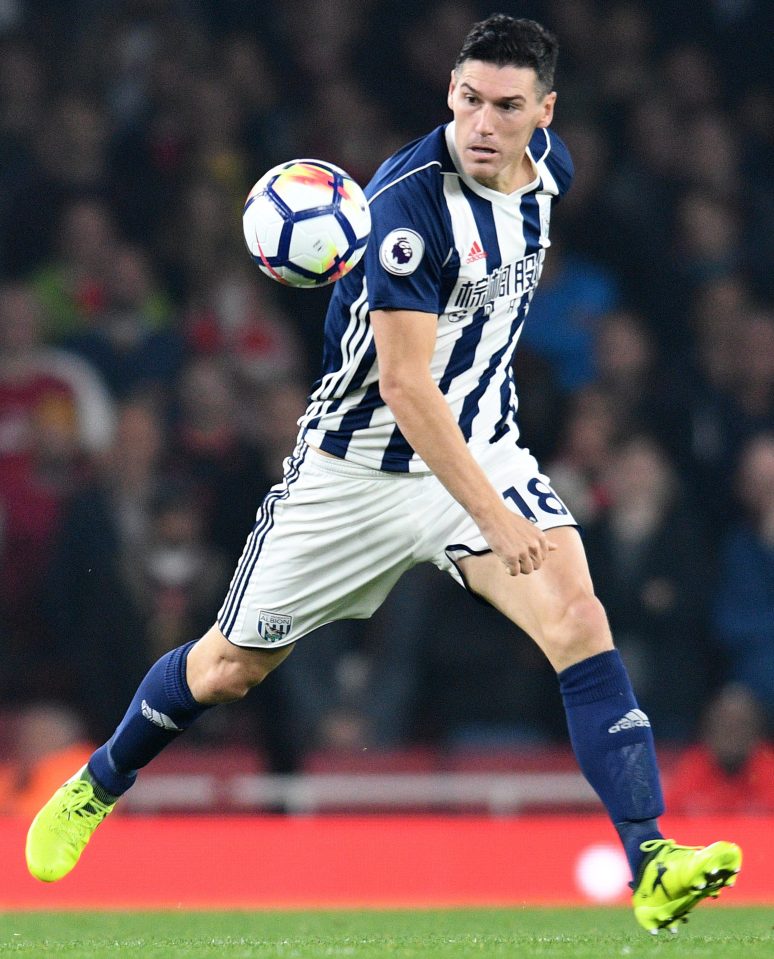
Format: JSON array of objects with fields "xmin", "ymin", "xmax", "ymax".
[{"xmin": 454, "ymin": 14, "xmax": 558, "ymax": 96}]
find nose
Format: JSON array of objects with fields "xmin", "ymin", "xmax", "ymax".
[{"xmin": 474, "ymin": 102, "xmax": 495, "ymax": 135}]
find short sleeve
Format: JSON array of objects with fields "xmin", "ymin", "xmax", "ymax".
[
  {"xmin": 365, "ymin": 170, "xmax": 450, "ymax": 315},
  {"xmin": 543, "ymin": 129, "xmax": 574, "ymax": 200}
]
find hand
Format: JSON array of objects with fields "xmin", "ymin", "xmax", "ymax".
[{"xmin": 477, "ymin": 508, "xmax": 558, "ymax": 576}]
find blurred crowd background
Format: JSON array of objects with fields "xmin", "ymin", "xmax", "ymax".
[{"xmin": 0, "ymin": 0, "xmax": 773, "ymax": 800}]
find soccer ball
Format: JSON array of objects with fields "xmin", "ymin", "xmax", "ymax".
[{"xmin": 243, "ymin": 159, "xmax": 371, "ymax": 288}]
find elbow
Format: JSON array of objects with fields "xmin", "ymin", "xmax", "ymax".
[
  {"xmin": 379, "ymin": 361, "xmax": 433, "ymax": 404},
  {"xmin": 379, "ymin": 373, "xmax": 408, "ymax": 409},
  {"xmin": 379, "ymin": 375, "xmax": 419, "ymax": 414},
  {"xmin": 378, "ymin": 375, "xmax": 401, "ymax": 405}
]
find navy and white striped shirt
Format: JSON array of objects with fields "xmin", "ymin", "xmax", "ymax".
[{"xmin": 300, "ymin": 121, "xmax": 574, "ymax": 472}]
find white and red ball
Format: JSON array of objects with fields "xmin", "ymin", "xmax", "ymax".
[{"xmin": 243, "ymin": 159, "xmax": 371, "ymax": 288}]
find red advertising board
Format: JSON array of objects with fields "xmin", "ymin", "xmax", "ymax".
[{"xmin": 1, "ymin": 815, "xmax": 769, "ymax": 910}]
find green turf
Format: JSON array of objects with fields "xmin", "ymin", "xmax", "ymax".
[{"xmin": 0, "ymin": 907, "xmax": 772, "ymax": 958}]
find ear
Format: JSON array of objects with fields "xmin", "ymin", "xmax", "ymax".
[
  {"xmin": 536, "ymin": 91, "xmax": 557, "ymax": 129},
  {"xmin": 447, "ymin": 69, "xmax": 457, "ymax": 111}
]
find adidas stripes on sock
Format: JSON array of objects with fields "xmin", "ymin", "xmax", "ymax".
[
  {"xmin": 88, "ymin": 640, "xmax": 211, "ymax": 797},
  {"xmin": 558, "ymin": 649, "xmax": 664, "ymax": 877}
]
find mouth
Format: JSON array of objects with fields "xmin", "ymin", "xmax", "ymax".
[{"xmin": 467, "ymin": 144, "xmax": 498, "ymax": 160}]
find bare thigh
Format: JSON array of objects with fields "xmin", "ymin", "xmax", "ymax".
[{"xmin": 457, "ymin": 526, "xmax": 613, "ymax": 672}]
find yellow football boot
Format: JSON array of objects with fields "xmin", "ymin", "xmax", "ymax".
[
  {"xmin": 26, "ymin": 775, "xmax": 115, "ymax": 882},
  {"xmin": 632, "ymin": 838, "xmax": 742, "ymax": 934}
]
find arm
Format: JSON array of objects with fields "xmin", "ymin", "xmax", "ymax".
[{"xmin": 371, "ymin": 308, "xmax": 555, "ymax": 575}]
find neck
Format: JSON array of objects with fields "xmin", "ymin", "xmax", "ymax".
[{"xmin": 473, "ymin": 152, "xmax": 535, "ymax": 194}]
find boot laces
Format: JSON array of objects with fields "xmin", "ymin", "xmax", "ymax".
[
  {"xmin": 640, "ymin": 839, "xmax": 702, "ymax": 854},
  {"xmin": 55, "ymin": 781, "xmax": 112, "ymax": 845}
]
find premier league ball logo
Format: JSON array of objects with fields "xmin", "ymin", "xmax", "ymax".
[{"xmin": 379, "ymin": 228, "xmax": 425, "ymax": 275}]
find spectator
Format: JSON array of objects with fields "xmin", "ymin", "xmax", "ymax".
[
  {"xmin": 63, "ymin": 242, "xmax": 184, "ymax": 400},
  {"xmin": 218, "ymin": 32, "xmax": 293, "ymax": 169},
  {"xmin": 711, "ymin": 432, "xmax": 774, "ymax": 724},
  {"xmin": 686, "ymin": 299, "xmax": 774, "ymax": 532},
  {"xmin": 159, "ymin": 177, "xmax": 245, "ymax": 301},
  {"xmin": 550, "ymin": 120, "xmax": 613, "ymax": 263},
  {"xmin": 584, "ymin": 433, "xmax": 712, "ymax": 738},
  {"xmin": 593, "ymin": 309, "xmax": 681, "ymax": 433},
  {"xmin": 546, "ymin": 385, "xmax": 622, "ymax": 525},
  {"xmin": 673, "ymin": 191, "xmax": 743, "ymax": 295},
  {"xmin": 603, "ymin": 94, "xmax": 683, "ymax": 336},
  {"xmin": 665, "ymin": 684, "xmax": 774, "ymax": 815},
  {"xmin": 510, "ymin": 347, "xmax": 565, "ymax": 465},
  {"xmin": 40, "ymin": 396, "xmax": 170, "ymax": 739},
  {"xmin": 132, "ymin": 479, "xmax": 231, "ymax": 663},
  {"xmin": 684, "ymin": 110, "xmax": 741, "ymax": 200},
  {"xmin": 597, "ymin": 1, "xmax": 656, "ymax": 119},
  {"xmin": 241, "ymin": 375, "xmax": 310, "ymax": 481},
  {"xmin": 661, "ymin": 42, "xmax": 720, "ymax": 114},
  {"xmin": 0, "ymin": 282, "xmax": 115, "ymax": 674},
  {"xmin": 28, "ymin": 198, "xmax": 121, "ymax": 341},
  {"xmin": 0, "ymin": 703, "xmax": 94, "ymax": 819},
  {"xmin": 0, "ymin": 282, "xmax": 115, "ymax": 479},
  {"xmin": 0, "ymin": 39, "xmax": 47, "ymax": 275},
  {"xmin": 169, "ymin": 355, "xmax": 271, "ymax": 563},
  {"xmin": 182, "ymin": 264, "xmax": 301, "ymax": 384},
  {"xmin": 732, "ymin": 308, "xmax": 774, "ymax": 427},
  {"xmin": 519, "ymin": 236, "xmax": 620, "ymax": 393}
]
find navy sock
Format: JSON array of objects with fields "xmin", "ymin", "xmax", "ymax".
[
  {"xmin": 558, "ymin": 649, "xmax": 664, "ymax": 879},
  {"xmin": 88, "ymin": 640, "xmax": 211, "ymax": 797}
]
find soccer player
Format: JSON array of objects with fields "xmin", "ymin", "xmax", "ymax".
[{"xmin": 26, "ymin": 14, "xmax": 740, "ymax": 932}]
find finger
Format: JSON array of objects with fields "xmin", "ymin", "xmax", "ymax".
[
  {"xmin": 547, "ymin": 539, "xmax": 559, "ymax": 551},
  {"xmin": 519, "ymin": 554, "xmax": 536, "ymax": 574},
  {"xmin": 535, "ymin": 538, "xmax": 550, "ymax": 560}
]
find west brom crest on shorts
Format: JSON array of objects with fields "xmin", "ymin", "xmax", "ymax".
[{"xmin": 257, "ymin": 609, "xmax": 294, "ymax": 643}]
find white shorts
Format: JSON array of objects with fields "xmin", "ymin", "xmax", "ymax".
[{"xmin": 217, "ymin": 436, "xmax": 576, "ymax": 648}]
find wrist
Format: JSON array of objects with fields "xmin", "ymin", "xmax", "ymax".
[{"xmin": 467, "ymin": 492, "xmax": 507, "ymax": 528}]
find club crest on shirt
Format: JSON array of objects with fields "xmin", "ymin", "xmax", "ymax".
[
  {"xmin": 257, "ymin": 609, "xmax": 293, "ymax": 643},
  {"xmin": 379, "ymin": 228, "xmax": 425, "ymax": 275}
]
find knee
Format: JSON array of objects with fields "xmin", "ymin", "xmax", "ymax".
[
  {"xmin": 187, "ymin": 637, "xmax": 294, "ymax": 705},
  {"xmin": 196, "ymin": 658, "xmax": 272, "ymax": 704},
  {"xmin": 543, "ymin": 594, "xmax": 613, "ymax": 670}
]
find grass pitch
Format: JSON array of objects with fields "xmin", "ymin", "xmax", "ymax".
[{"xmin": 0, "ymin": 907, "xmax": 772, "ymax": 958}]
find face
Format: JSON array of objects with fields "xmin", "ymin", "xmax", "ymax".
[{"xmin": 448, "ymin": 60, "xmax": 555, "ymax": 193}]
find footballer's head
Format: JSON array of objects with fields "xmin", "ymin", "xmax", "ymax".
[
  {"xmin": 448, "ymin": 16, "xmax": 558, "ymax": 192},
  {"xmin": 454, "ymin": 14, "xmax": 558, "ymax": 100}
]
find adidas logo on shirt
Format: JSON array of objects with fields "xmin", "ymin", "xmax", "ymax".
[
  {"xmin": 465, "ymin": 240, "xmax": 487, "ymax": 263},
  {"xmin": 608, "ymin": 709, "xmax": 651, "ymax": 733}
]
